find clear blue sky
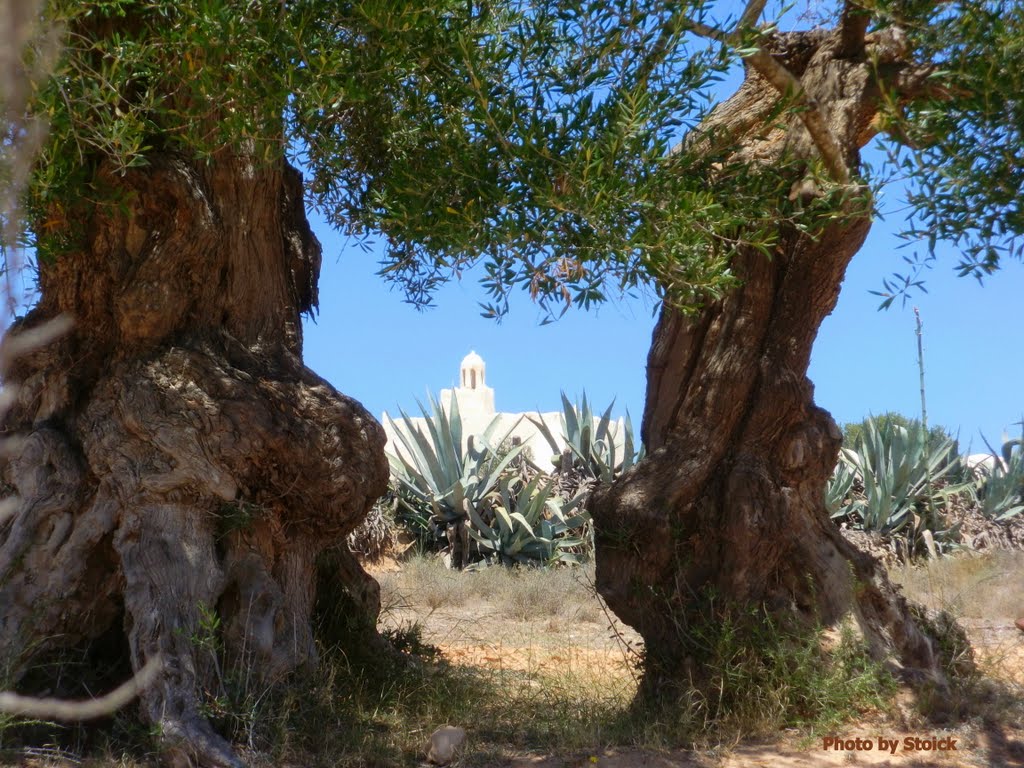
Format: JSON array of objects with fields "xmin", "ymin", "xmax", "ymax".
[{"xmin": 303, "ymin": 177, "xmax": 1024, "ymax": 453}]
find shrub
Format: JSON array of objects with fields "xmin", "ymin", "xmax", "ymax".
[{"xmin": 841, "ymin": 412, "xmax": 957, "ymax": 459}]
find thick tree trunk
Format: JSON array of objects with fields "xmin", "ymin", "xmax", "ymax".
[
  {"xmin": 0, "ymin": 153, "xmax": 388, "ymax": 766},
  {"xmin": 590, "ymin": 27, "xmax": 943, "ymax": 704}
]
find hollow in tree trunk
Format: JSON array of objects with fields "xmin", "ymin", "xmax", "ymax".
[
  {"xmin": 590, "ymin": 25, "xmax": 945, "ymax": 706},
  {"xmin": 0, "ymin": 152, "xmax": 388, "ymax": 767}
]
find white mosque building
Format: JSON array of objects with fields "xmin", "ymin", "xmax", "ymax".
[{"xmin": 382, "ymin": 351, "xmax": 628, "ymax": 469}]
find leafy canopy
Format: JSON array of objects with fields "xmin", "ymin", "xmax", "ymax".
[
  {"xmin": 877, "ymin": 0, "xmax": 1024, "ymax": 282},
  {"xmin": 11, "ymin": 0, "xmax": 1024, "ymax": 317}
]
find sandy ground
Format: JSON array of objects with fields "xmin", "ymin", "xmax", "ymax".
[{"xmin": 376, "ymin": 560, "xmax": 1024, "ymax": 768}]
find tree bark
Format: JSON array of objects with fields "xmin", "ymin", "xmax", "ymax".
[
  {"xmin": 0, "ymin": 152, "xmax": 388, "ymax": 766},
  {"xmin": 590, "ymin": 26, "xmax": 944, "ymax": 704}
]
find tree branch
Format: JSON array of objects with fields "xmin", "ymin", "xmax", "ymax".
[
  {"xmin": 737, "ymin": 0, "xmax": 769, "ymax": 33},
  {"xmin": 0, "ymin": 656, "xmax": 162, "ymax": 721},
  {"xmin": 742, "ymin": 50, "xmax": 851, "ymax": 182},
  {"xmin": 837, "ymin": 0, "xmax": 870, "ymax": 58},
  {"xmin": 632, "ymin": 7, "xmax": 689, "ymax": 88},
  {"xmin": 683, "ymin": 18, "xmax": 851, "ymax": 184}
]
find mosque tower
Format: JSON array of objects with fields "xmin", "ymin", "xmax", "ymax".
[{"xmin": 441, "ymin": 350, "xmax": 495, "ymax": 418}]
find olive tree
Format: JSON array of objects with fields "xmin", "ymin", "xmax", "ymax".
[
  {"xmin": 2, "ymin": 0, "xmax": 1020, "ymax": 762},
  {"xmin": 363, "ymin": 0, "xmax": 1022, "ymax": 706}
]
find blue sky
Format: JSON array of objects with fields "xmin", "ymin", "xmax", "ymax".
[{"xmin": 303, "ymin": 181, "xmax": 1024, "ymax": 453}]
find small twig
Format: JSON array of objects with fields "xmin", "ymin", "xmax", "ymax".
[
  {"xmin": 0, "ymin": 655, "xmax": 162, "ymax": 720},
  {"xmin": 578, "ymin": 568, "xmax": 641, "ymax": 686},
  {"xmin": 0, "ymin": 314, "xmax": 75, "ymax": 375}
]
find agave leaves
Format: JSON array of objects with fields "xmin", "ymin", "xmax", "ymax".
[
  {"xmin": 974, "ymin": 437, "xmax": 1024, "ymax": 521},
  {"xmin": 831, "ymin": 418, "xmax": 971, "ymax": 541},
  {"xmin": 385, "ymin": 391, "xmax": 526, "ymax": 527},
  {"xmin": 825, "ymin": 459, "xmax": 857, "ymax": 517},
  {"xmin": 466, "ymin": 475, "xmax": 590, "ymax": 566},
  {"xmin": 529, "ymin": 391, "xmax": 644, "ymax": 483}
]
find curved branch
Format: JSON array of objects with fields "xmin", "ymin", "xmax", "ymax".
[
  {"xmin": 0, "ymin": 656, "xmax": 162, "ymax": 720},
  {"xmin": 683, "ymin": 19, "xmax": 851, "ymax": 184},
  {"xmin": 742, "ymin": 49, "xmax": 851, "ymax": 183},
  {"xmin": 838, "ymin": 0, "xmax": 870, "ymax": 58}
]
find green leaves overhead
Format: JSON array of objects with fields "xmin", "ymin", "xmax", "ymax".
[
  {"xmin": 26, "ymin": 0, "xmax": 754, "ymax": 315},
  {"xmin": 875, "ymin": 0, "xmax": 1024, "ymax": 278},
  {"xmin": 19, "ymin": 0, "xmax": 1024, "ymax": 313},
  {"xmin": 338, "ymin": 0, "xmax": 745, "ymax": 318}
]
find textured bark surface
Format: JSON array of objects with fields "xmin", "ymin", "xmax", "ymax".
[
  {"xmin": 590, "ymin": 26, "xmax": 943, "ymax": 702},
  {"xmin": 0, "ymin": 152, "xmax": 388, "ymax": 767}
]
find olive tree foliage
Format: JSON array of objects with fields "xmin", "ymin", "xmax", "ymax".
[
  {"xmin": 11, "ymin": 0, "xmax": 795, "ymax": 319},
  {"xmin": 341, "ymin": 0, "xmax": 1024, "ymax": 313},
  {"xmin": 10, "ymin": 0, "xmax": 1020, "ymax": 312},
  {"xmin": 887, "ymin": 0, "xmax": 1024, "ymax": 280}
]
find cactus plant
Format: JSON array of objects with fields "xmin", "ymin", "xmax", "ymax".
[
  {"xmin": 466, "ymin": 475, "xmax": 590, "ymax": 566},
  {"xmin": 974, "ymin": 435, "xmax": 1024, "ymax": 521}
]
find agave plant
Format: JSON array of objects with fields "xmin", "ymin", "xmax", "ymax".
[
  {"xmin": 975, "ymin": 436, "xmax": 1024, "ymax": 521},
  {"xmin": 529, "ymin": 391, "xmax": 644, "ymax": 484},
  {"xmin": 825, "ymin": 459, "xmax": 858, "ymax": 517},
  {"xmin": 832, "ymin": 418, "xmax": 971, "ymax": 546},
  {"xmin": 466, "ymin": 474, "xmax": 590, "ymax": 566},
  {"xmin": 385, "ymin": 391, "xmax": 526, "ymax": 550}
]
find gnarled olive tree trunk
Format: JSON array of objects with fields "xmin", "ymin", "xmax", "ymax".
[
  {"xmin": 591, "ymin": 26, "xmax": 943, "ymax": 704},
  {"xmin": 0, "ymin": 153, "xmax": 387, "ymax": 767}
]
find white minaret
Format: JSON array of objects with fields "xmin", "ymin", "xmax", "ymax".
[{"xmin": 441, "ymin": 350, "xmax": 495, "ymax": 420}]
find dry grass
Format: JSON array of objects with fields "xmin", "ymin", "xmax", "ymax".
[
  {"xmin": 372, "ymin": 555, "xmax": 900, "ymax": 751},
  {"xmin": 6, "ymin": 552, "xmax": 1023, "ymax": 767},
  {"xmin": 893, "ymin": 549, "xmax": 1024, "ymax": 619},
  {"xmin": 377, "ymin": 555, "xmax": 606, "ymax": 626},
  {"xmin": 892, "ymin": 549, "xmax": 1024, "ymax": 733}
]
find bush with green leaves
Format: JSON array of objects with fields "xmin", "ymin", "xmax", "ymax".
[
  {"xmin": 829, "ymin": 417, "xmax": 972, "ymax": 552},
  {"xmin": 841, "ymin": 413, "xmax": 958, "ymax": 465},
  {"xmin": 529, "ymin": 392, "xmax": 644, "ymax": 484}
]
